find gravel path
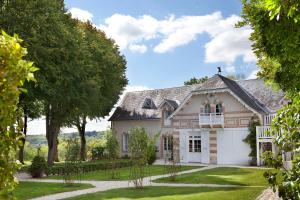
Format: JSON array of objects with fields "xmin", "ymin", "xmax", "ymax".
[{"xmin": 256, "ymin": 188, "xmax": 280, "ymax": 200}]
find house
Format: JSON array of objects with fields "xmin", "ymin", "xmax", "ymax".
[{"xmin": 109, "ymin": 74, "xmax": 286, "ymax": 165}]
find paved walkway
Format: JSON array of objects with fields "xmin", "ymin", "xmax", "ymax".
[{"xmin": 18, "ymin": 165, "xmax": 278, "ymax": 200}]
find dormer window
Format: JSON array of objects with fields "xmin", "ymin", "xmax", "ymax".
[{"xmin": 142, "ymin": 98, "xmax": 156, "ymax": 109}]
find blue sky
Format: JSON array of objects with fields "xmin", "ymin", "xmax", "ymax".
[{"xmin": 28, "ymin": 0, "xmax": 259, "ymax": 134}]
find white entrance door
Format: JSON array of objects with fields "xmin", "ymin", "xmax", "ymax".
[{"xmin": 188, "ymin": 132, "xmax": 202, "ymax": 162}]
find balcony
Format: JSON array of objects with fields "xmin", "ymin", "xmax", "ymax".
[
  {"xmin": 256, "ymin": 126, "xmax": 276, "ymax": 140},
  {"xmin": 199, "ymin": 113, "xmax": 224, "ymax": 127}
]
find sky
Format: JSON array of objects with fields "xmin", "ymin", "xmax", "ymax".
[{"xmin": 27, "ymin": 0, "xmax": 259, "ymax": 135}]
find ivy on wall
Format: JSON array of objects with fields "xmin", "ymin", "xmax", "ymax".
[{"xmin": 244, "ymin": 116, "xmax": 260, "ymax": 165}]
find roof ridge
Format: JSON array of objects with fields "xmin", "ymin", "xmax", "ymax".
[{"xmin": 125, "ymin": 83, "xmax": 202, "ymax": 94}]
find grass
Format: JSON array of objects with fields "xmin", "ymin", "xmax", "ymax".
[
  {"xmin": 13, "ymin": 181, "xmax": 94, "ymax": 200},
  {"xmin": 66, "ymin": 186, "xmax": 264, "ymax": 200},
  {"xmin": 154, "ymin": 167, "xmax": 269, "ymax": 186},
  {"xmin": 48, "ymin": 165, "xmax": 199, "ymax": 181}
]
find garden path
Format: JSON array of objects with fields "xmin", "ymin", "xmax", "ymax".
[{"xmin": 18, "ymin": 165, "xmax": 277, "ymax": 200}]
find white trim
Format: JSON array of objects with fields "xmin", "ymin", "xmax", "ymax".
[
  {"xmin": 169, "ymin": 88, "xmax": 264, "ymax": 121},
  {"xmin": 158, "ymin": 100, "xmax": 175, "ymax": 109}
]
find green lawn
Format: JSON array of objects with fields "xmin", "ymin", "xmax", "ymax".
[
  {"xmin": 154, "ymin": 167, "xmax": 268, "ymax": 186},
  {"xmin": 13, "ymin": 181, "xmax": 94, "ymax": 200},
  {"xmin": 48, "ymin": 165, "xmax": 199, "ymax": 181},
  {"xmin": 66, "ymin": 186, "xmax": 264, "ymax": 200}
]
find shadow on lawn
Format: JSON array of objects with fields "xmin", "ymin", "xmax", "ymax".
[{"xmin": 155, "ymin": 167, "xmax": 267, "ymax": 186}]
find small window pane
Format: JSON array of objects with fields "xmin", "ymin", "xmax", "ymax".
[
  {"xmin": 205, "ymin": 104, "xmax": 211, "ymax": 113},
  {"xmin": 194, "ymin": 140, "xmax": 201, "ymax": 152},
  {"xmin": 189, "ymin": 140, "xmax": 193, "ymax": 152}
]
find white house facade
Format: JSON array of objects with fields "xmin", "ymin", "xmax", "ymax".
[{"xmin": 109, "ymin": 74, "xmax": 286, "ymax": 166}]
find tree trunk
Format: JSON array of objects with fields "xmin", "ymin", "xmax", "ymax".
[
  {"xmin": 46, "ymin": 105, "xmax": 60, "ymax": 166},
  {"xmin": 54, "ymin": 137, "xmax": 59, "ymax": 162},
  {"xmin": 76, "ymin": 116, "xmax": 87, "ymax": 161},
  {"xmin": 18, "ymin": 111, "xmax": 27, "ymax": 164}
]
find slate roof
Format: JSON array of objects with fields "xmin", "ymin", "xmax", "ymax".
[
  {"xmin": 109, "ymin": 75, "xmax": 286, "ymax": 121},
  {"xmin": 109, "ymin": 84, "xmax": 200, "ymax": 121}
]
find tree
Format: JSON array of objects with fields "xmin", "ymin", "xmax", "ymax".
[
  {"xmin": 0, "ymin": 0, "xmax": 101, "ymax": 165},
  {"xmin": 184, "ymin": 76, "xmax": 208, "ymax": 85},
  {"xmin": 0, "ymin": 31, "xmax": 36, "ymax": 198},
  {"xmin": 66, "ymin": 21, "xmax": 127, "ymax": 161},
  {"xmin": 105, "ymin": 129, "xmax": 120, "ymax": 179},
  {"xmin": 240, "ymin": 0, "xmax": 300, "ymax": 198},
  {"xmin": 128, "ymin": 127, "xmax": 157, "ymax": 188},
  {"xmin": 239, "ymin": 0, "xmax": 300, "ymax": 93}
]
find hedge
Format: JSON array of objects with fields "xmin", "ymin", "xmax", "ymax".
[{"xmin": 46, "ymin": 159, "xmax": 132, "ymax": 176}]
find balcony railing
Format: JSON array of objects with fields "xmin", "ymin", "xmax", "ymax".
[
  {"xmin": 256, "ymin": 126, "xmax": 276, "ymax": 139},
  {"xmin": 264, "ymin": 114, "xmax": 277, "ymax": 126},
  {"xmin": 199, "ymin": 113, "xmax": 224, "ymax": 127}
]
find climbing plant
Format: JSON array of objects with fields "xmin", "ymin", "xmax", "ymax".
[{"xmin": 244, "ymin": 116, "xmax": 260, "ymax": 165}]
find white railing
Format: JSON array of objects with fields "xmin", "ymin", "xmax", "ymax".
[
  {"xmin": 199, "ymin": 113, "xmax": 224, "ymax": 126},
  {"xmin": 256, "ymin": 126, "xmax": 276, "ymax": 139},
  {"xmin": 264, "ymin": 114, "xmax": 276, "ymax": 126}
]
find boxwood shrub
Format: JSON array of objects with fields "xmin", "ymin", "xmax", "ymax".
[{"xmin": 47, "ymin": 159, "xmax": 132, "ymax": 176}]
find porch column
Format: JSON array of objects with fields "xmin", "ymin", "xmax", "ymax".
[
  {"xmin": 256, "ymin": 128, "xmax": 260, "ymax": 166},
  {"xmin": 209, "ymin": 130, "xmax": 217, "ymax": 164}
]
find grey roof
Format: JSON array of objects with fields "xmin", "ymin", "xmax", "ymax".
[
  {"xmin": 238, "ymin": 79, "xmax": 286, "ymax": 113},
  {"xmin": 164, "ymin": 99, "xmax": 179, "ymax": 109},
  {"xmin": 109, "ymin": 84, "xmax": 200, "ymax": 121},
  {"xmin": 109, "ymin": 75, "xmax": 285, "ymax": 121}
]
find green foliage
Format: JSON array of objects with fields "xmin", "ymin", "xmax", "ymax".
[
  {"xmin": 105, "ymin": 130, "xmax": 119, "ymax": 159},
  {"xmin": 239, "ymin": 0, "xmax": 300, "ymax": 94},
  {"xmin": 240, "ymin": 1, "xmax": 300, "ymax": 197},
  {"xmin": 0, "ymin": 31, "xmax": 36, "ymax": 198},
  {"xmin": 28, "ymin": 153, "xmax": 47, "ymax": 178},
  {"xmin": 244, "ymin": 116, "xmax": 260, "ymax": 164},
  {"xmin": 147, "ymin": 142, "xmax": 157, "ymax": 165},
  {"xmin": 105, "ymin": 129, "xmax": 120, "ymax": 179},
  {"xmin": 128, "ymin": 127, "xmax": 158, "ymax": 188},
  {"xmin": 184, "ymin": 76, "xmax": 208, "ymax": 85},
  {"xmin": 63, "ymin": 138, "xmax": 81, "ymax": 185},
  {"xmin": 262, "ymin": 94, "xmax": 300, "ymax": 199},
  {"xmin": 48, "ymin": 159, "xmax": 132, "ymax": 176},
  {"xmin": 91, "ymin": 146, "xmax": 106, "ymax": 160}
]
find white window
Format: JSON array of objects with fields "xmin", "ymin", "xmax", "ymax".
[
  {"xmin": 122, "ymin": 132, "xmax": 129, "ymax": 152},
  {"xmin": 163, "ymin": 136, "xmax": 173, "ymax": 151},
  {"xmin": 189, "ymin": 135, "xmax": 201, "ymax": 153}
]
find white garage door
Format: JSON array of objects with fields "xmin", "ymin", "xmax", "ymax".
[{"xmin": 217, "ymin": 128, "xmax": 251, "ymax": 165}]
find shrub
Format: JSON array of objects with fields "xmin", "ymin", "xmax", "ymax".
[
  {"xmin": 63, "ymin": 138, "xmax": 81, "ymax": 185},
  {"xmin": 28, "ymin": 155, "xmax": 47, "ymax": 178},
  {"xmin": 147, "ymin": 143, "xmax": 156, "ymax": 165},
  {"xmin": 128, "ymin": 127, "xmax": 157, "ymax": 188},
  {"xmin": 91, "ymin": 146, "xmax": 106, "ymax": 160},
  {"xmin": 47, "ymin": 159, "xmax": 132, "ymax": 176}
]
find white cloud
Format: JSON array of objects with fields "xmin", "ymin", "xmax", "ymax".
[
  {"xmin": 205, "ymin": 28, "xmax": 256, "ymax": 64},
  {"xmin": 247, "ymin": 70, "xmax": 259, "ymax": 79},
  {"xmin": 225, "ymin": 65, "xmax": 236, "ymax": 74},
  {"xmin": 99, "ymin": 12, "xmax": 256, "ymax": 63},
  {"xmin": 128, "ymin": 44, "xmax": 147, "ymax": 53},
  {"xmin": 27, "ymin": 85, "xmax": 152, "ymax": 135},
  {"xmin": 69, "ymin": 7, "xmax": 93, "ymax": 22},
  {"xmin": 99, "ymin": 14, "xmax": 158, "ymax": 50}
]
